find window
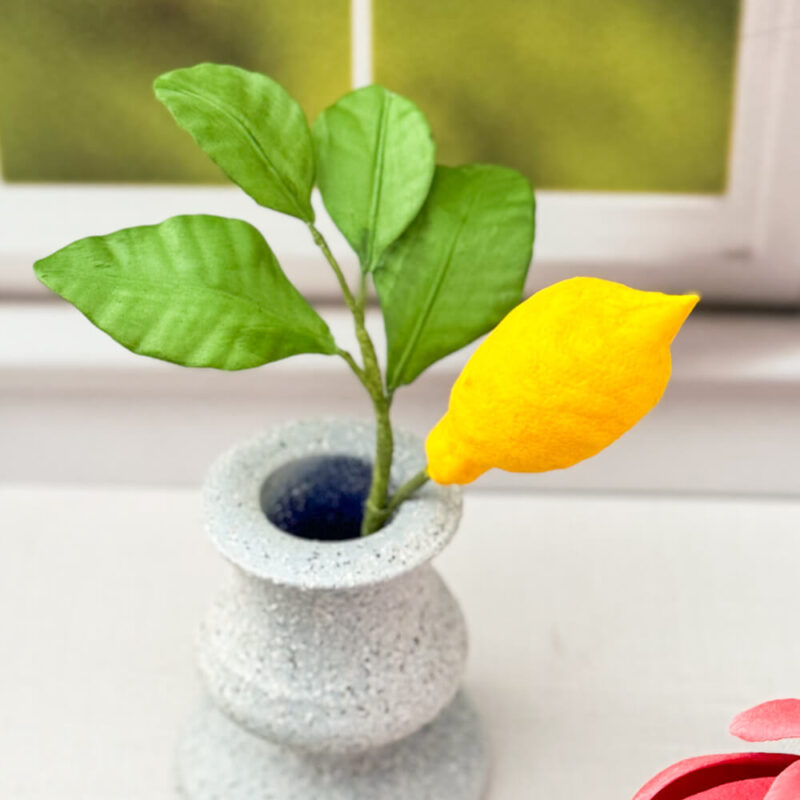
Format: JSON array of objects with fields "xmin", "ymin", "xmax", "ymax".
[
  {"xmin": 375, "ymin": 0, "xmax": 740, "ymax": 195},
  {"xmin": 0, "ymin": 0, "xmax": 797, "ymax": 304},
  {"xmin": 0, "ymin": 0, "xmax": 350, "ymax": 182}
]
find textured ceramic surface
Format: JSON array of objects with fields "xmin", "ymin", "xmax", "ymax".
[
  {"xmin": 178, "ymin": 419, "xmax": 489, "ymax": 799},
  {"xmin": 202, "ymin": 418, "xmax": 463, "ymax": 589},
  {"xmin": 179, "ymin": 692, "xmax": 489, "ymax": 800}
]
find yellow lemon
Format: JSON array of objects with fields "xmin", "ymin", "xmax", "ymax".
[{"xmin": 425, "ymin": 277, "xmax": 698, "ymax": 484}]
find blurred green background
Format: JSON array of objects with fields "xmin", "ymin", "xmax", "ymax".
[
  {"xmin": 374, "ymin": 0, "xmax": 740, "ymax": 193},
  {"xmin": 0, "ymin": 0, "xmax": 739, "ymax": 192},
  {"xmin": 0, "ymin": 0, "xmax": 350, "ymax": 182}
]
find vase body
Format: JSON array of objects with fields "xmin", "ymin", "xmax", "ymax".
[{"xmin": 177, "ymin": 419, "xmax": 489, "ymax": 800}]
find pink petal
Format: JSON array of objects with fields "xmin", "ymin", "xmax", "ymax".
[
  {"xmin": 731, "ymin": 700, "xmax": 800, "ymax": 743},
  {"xmin": 764, "ymin": 760, "xmax": 800, "ymax": 800},
  {"xmin": 634, "ymin": 753, "xmax": 799, "ymax": 800},
  {"xmin": 687, "ymin": 778, "xmax": 775, "ymax": 799}
]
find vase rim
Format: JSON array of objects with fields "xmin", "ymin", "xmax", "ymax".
[{"xmin": 202, "ymin": 418, "xmax": 462, "ymax": 590}]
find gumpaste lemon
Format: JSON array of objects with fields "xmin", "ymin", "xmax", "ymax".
[{"xmin": 426, "ymin": 277, "xmax": 699, "ymax": 485}]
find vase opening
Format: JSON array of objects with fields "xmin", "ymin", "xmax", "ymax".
[{"xmin": 259, "ymin": 454, "xmax": 373, "ymax": 541}]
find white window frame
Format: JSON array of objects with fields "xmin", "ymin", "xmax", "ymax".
[{"xmin": 0, "ymin": 0, "xmax": 797, "ymax": 304}]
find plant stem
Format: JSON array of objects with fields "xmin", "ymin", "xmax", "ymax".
[
  {"xmin": 307, "ymin": 223, "xmax": 395, "ymax": 536},
  {"xmin": 361, "ymin": 393, "xmax": 394, "ymax": 535},
  {"xmin": 356, "ymin": 271, "xmax": 368, "ymax": 309},
  {"xmin": 387, "ymin": 469, "xmax": 430, "ymax": 513},
  {"xmin": 360, "ymin": 468, "xmax": 430, "ymax": 533},
  {"xmin": 308, "ymin": 224, "xmax": 358, "ymax": 310},
  {"xmin": 336, "ymin": 347, "xmax": 367, "ymax": 386}
]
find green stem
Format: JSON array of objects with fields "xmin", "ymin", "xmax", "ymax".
[
  {"xmin": 356, "ymin": 271, "xmax": 368, "ymax": 309},
  {"xmin": 361, "ymin": 393, "xmax": 394, "ymax": 535},
  {"xmin": 307, "ymin": 223, "xmax": 395, "ymax": 536},
  {"xmin": 362, "ymin": 468, "xmax": 430, "ymax": 533},
  {"xmin": 308, "ymin": 223, "xmax": 358, "ymax": 311},
  {"xmin": 336, "ymin": 347, "xmax": 367, "ymax": 387},
  {"xmin": 387, "ymin": 469, "xmax": 430, "ymax": 512}
]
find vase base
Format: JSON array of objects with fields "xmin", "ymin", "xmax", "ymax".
[{"xmin": 177, "ymin": 690, "xmax": 490, "ymax": 800}]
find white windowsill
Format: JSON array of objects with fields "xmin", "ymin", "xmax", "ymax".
[
  {"xmin": 1, "ymin": 303, "xmax": 799, "ymax": 495},
  {"xmin": 3, "ymin": 302, "xmax": 800, "ymax": 382}
]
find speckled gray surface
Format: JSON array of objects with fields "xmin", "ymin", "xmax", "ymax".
[
  {"xmin": 198, "ymin": 564, "xmax": 469, "ymax": 753},
  {"xmin": 179, "ymin": 419, "xmax": 488, "ymax": 799},
  {"xmin": 203, "ymin": 418, "xmax": 463, "ymax": 590},
  {"xmin": 178, "ymin": 691, "xmax": 489, "ymax": 800}
]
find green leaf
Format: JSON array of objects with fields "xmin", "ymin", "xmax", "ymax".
[
  {"xmin": 312, "ymin": 85, "xmax": 435, "ymax": 272},
  {"xmin": 33, "ymin": 215, "xmax": 336, "ymax": 370},
  {"xmin": 154, "ymin": 64, "xmax": 315, "ymax": 221},
  {"xmin": 375, "ymin": 164, "xmax": 535, "ymax": 390}
]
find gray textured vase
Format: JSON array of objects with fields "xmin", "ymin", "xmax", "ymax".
[{"xmin": 177, "ymin": 418, "xmax": 489, "ymax": 800}]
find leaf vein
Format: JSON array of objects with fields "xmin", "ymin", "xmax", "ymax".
[
  {"xmin": 390, "ymin": 190, "xmax": 478, "ymax": 388},
  {"xmin": 364, "ymin": 91, "xmax": 392, "ymax": 269},
  {"xmin": 160, "ymin": 85, "xmax": 301, "ymax": 217}
]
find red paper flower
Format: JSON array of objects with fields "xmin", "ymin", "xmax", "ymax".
[{"xmin": 634, "ymin": 700, "xmax": 800, "ymax": 800}]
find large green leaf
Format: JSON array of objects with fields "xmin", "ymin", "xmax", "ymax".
[
  {"xmin": 154, "ymin": 64, "xmax": 315, "ymax": 221},
  {"xmin": 375, "ymin": 164, "xmax": 535, "ymax": 390},
  {"xmin": 312, "ymin": 85, "xmax": 435, "ymax": 272},
  {"xmin": 33, "ymin": 215, "xmax": 336, "ymax": 370}
]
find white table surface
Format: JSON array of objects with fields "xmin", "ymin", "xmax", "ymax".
[{"xmin": 2, "ymin": 485, "xmax": 800, "ymax": 799}]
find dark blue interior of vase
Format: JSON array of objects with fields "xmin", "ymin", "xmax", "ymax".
[{"xmin": 260, "ymin": 455, "xmax": 373, "ymax": 541}]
